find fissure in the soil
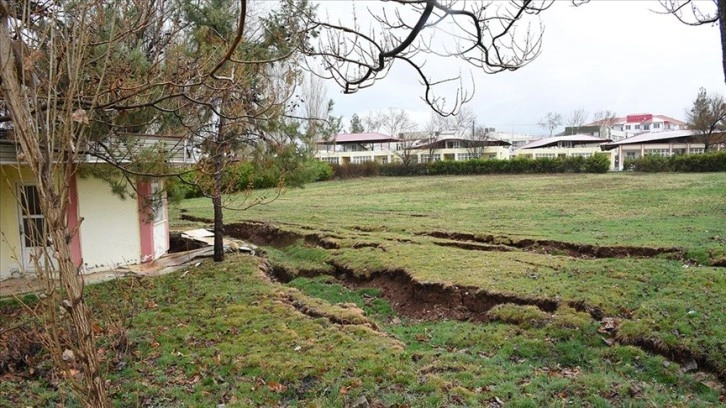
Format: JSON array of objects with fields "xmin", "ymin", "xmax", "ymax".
[{"xmin": 219, "ymin": 220, "xmax": 725, "ymax": 384}]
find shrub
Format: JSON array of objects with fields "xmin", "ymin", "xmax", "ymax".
[
  {"xmin": 331, "ymin": 161, "xmax": 381, "ymax": 179},
  {"xmin": 380, "ymin": 163, "xmax": 429, "ymax": 176},
  {"xmin": 626, "ymin": 151, "xmax": 726, "ymax": 172}
]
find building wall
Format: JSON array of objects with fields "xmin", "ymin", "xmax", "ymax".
[
  {"xmin": 76, "ymin": 175, "xmax": 142, "ymax": 272},
  {"xmin": 315, "ymin": 146, "xmax": 511, "ymax": 164},
  {"xmin": 514, "ymin": 147, "xmax": 616, "ymax": 170},
  {"xmin": 0, "ymin": 165, "xmax": 35, "ymax": 279},
  {"xmin": 616, "ymin": 142, "xmax": 717, "ymax": 170}
]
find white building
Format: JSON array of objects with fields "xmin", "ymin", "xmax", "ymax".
[
  {"xmin": 514, "ymin": 134, "xmax": 615, "ymax": 169},
  {"xmin": 315, "ymin": 131, "xmax": 512, "ymax": 164},
  {"xmin": 587, "ymin": 113, "xmax": 687, "ymax": 140},
  {"xmin": 600, "ymin": 129, "xmax": 725, "ymax": 170}
]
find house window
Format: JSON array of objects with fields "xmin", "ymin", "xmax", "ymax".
[
  {"xmin": 643, "ymin": 124, "xmax": 650, "ymax": 130},
  {"xmin": 635, "ymin": 125, "xmax": 641, "ymax": 130},
  {"xmin": 653, "ymin": 123, "xmax": 661, "ymax": 129},
  {"xmin": 645, "ymin": 149, "xmax": 670, "ymax": 157},
  {"xmin": 351, "ymin": 156, "xmax": 373, "ymax": 164},
  {"xmin": 690, "ymin": 148, "xmax": 704, "ymax": 154},
  {"xmin": 625, "ymin": 151, "xmax": 638, "ymax": 159},
  {"xmin": 625, "ymin": 125, "xmax": 631, "ymax": 130},
  {"xmin": 457, "ymin": 153, "xmax": 479, "ymax": 161},
  {"xmin": 19, "ymin": 185, "xmax": 50, "ymax": 247},
  {"xmin": 535, "ymin": 153, "xmax": 556, "ymax": 159},
  {"xmin": 570, "ymin": 152, "xmax": 592, "ymax": 157},
  {"xmin": 420, "ymin": 154, "xmax": 441, "ymax": 163},
  {"xmin": 320, "ymin": 157, "xmax": 339, "ymax": 164}
]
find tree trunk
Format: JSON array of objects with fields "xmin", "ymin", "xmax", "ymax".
[
  {"xmin": 212, "ymin": 115, "xmax": 226, "ymax": 262},
  {"xmin": 0, "ymin": 8, "xmax": 109, "ymax": 407},
  {"xmin": 212, "ymin": 190, "xmax": 224, "ymax": 262}
]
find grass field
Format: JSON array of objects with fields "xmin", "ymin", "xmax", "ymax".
[{"xmin": 2, "ymin": 172, "xmax": 725, "ymax": 406}]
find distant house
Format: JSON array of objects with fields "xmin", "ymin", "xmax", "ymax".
[
  {"xmin": 0, "ymin": 130, "xmax": 197, "ymax": 280},
  {"xmin": 315, "ymin": 131, "xmax": 511, "ymax": 164},
  {"xmin": 514, "ymin": 134, "xmax": 615, "ymax": 168},
  {"xmin": 316, "ymin": 132, "xmax": 400, "ymax": 165},
  {"xmin": 600, "ymin": 129, "xmax": 726, "ymax": 170},
  {"xmin": 586, "ymin": 113, "xmax": 687, "ymax": 141},
  {"xmin": 410, "ymin": 131, "xmax": 511, "ymax": 162}
]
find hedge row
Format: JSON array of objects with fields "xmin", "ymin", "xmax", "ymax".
[
  {"xmin": 332, "ymin": 154, "xmax": 611, "ymax": 179},
  {"xmin": 168, "ymin": 159, "xmax": 333, "ymax": 201},
  {"xmin": 624, "ymin": 151, "xmax": 726, "ymax": 172}
]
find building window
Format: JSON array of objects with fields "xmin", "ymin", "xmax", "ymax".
[
  {"xmin": 420, "ymin": 154, "xmax": 441, "ymax": 163},
  {"xmin": 625, "ymin": 125, "xmax": 631, "ymax": 130},
  {"xmin": 653, "ymin": 123, "xmax": 661, "ymax": 129},
  {"xmin": 320, "ymin": 157, "xmax": 339, "ymax": 164},
  {"xmin": 535, "ymin": 153, "xmax": 556, "ymax": 159},
  {"xmin": 643, "ymin": 124, "xmax": 650, "ymax": 130},
  {"xmin": 570, "ymin": 152, "xmax": 592, "ymax": 157},
  {"xmin": 635, "ymin": 125, "xmax": 641, "ymax": 130},
  {"xmin": 645, "ymin": 149, "xmax": 670, "ymax": 157},
  {"xmin": 690, "ymin": 148, "xmax": 704, "ymax": 154},
  {"xmin": 351, "ymin": 156, "xmax": 373, "ymax": 164},
  {"xmin": 625, "ymin": 151, "xmax": 638, "ymax": 159},
  {"xmin": 457, "ymin": 153, "xmax": 479, "ymax": 161}
]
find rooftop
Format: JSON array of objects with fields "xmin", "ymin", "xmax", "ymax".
[
  {"xmin": 321, "ymin": 132, "xmax": 398, "ymax": 144},
  {"xmin": 518, "ymin": 134, "xmax": 611, "ymax": 150}
]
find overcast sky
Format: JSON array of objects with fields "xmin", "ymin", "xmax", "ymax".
[{"xmin": 314, "ymin": 0, "xmax": 724, "ymax": 136}]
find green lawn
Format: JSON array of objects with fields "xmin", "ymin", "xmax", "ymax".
[
  {"xmin": 2, "ymin": 172, "xmax": 725, "ymax": 406},
  {"xmin": 177, "ymin": 172, "xmax": 726, "ymax": 252}
]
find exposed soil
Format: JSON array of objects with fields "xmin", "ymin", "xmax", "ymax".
[
  {"xmin": 422, "ymin": 231, "xmax": 686, "ymax": 260},
  {"xmin": 269, "ymin": 260, "xmax": 726, "ymax": 384},
  {"xmin": 433, "ymin": 241, "xmax": 514, "ymax": 253},
  {"xmin": 184, "ymin": 219, "xmax": 725, "ymax": 382}
]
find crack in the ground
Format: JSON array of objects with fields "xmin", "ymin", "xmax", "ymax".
[
  {"xmin": 422, "ymin": 231, "xmax": 687, "ymax": 261},
  {"xmin": 195, "ymin": 219, "xmax": 724, "ymax": 382},
  {"xmin": 266, "ymin": 259, "xmax": 725, "ymax": 384}
]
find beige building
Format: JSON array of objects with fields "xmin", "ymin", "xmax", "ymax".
[
  {"xmin": 514, "ymin": 135, "xmax": 615, "ymax": 169},
  {"xmin": 316, "ymin": 131, "xmax": 511, "ymax": 164},
  {"xmin": 0, "ymin": 131, "xmax": 195, "ymax": 280},
  {"xmin": 600, "ymin": 129, "xmax": 725, "ymax": 170},
  {"xmin": 316, "ymin": 132, "xmax": 400, "ymax": 165}
]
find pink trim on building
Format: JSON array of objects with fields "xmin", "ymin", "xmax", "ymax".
[{"xmin": 137, "ymin": 180, "xmax": 155, "ymax": 263}]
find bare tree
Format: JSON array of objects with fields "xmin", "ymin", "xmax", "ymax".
[
  {"xmin": 362, "ymin": 108, "xmax": 418, "ymax": 164},
  {"xmin": 686, "ymin": 87, "xmax": 726, "ymax": 151},
  {"xmin": 297, "ymin": 73, "xmax": 331, "ymax": 152},
  {"xmin": 423, "ymin": 112, "xmax": 447, "ymax": 162},
  {"xmin": 465, "ymin": 125, "xmax": 491, "ymax": 158},
  {"xmin": 307, "ymin": 1, "xmax": 555, "ymax": 115},
  {"xmin": 658, "ymin": 1, "xmax": 726, "ymax": 83},
  {"xmin": 364, "ymin": 108, "xmax": 418, "ymax": 137},
  {"xmin": 592, "ymin": 110, "xmax": 618, "ymax": 138},
  {"xmin": 538, "ymin": 112, "xmax": 563, "ymax": 137},
  {"xmin": 0, "ymin": 0, "xmax": 318, "ymax": 403},
  {"xmin": 565, "ymin": 108, "xmax": 588, "ymax": 135}
]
